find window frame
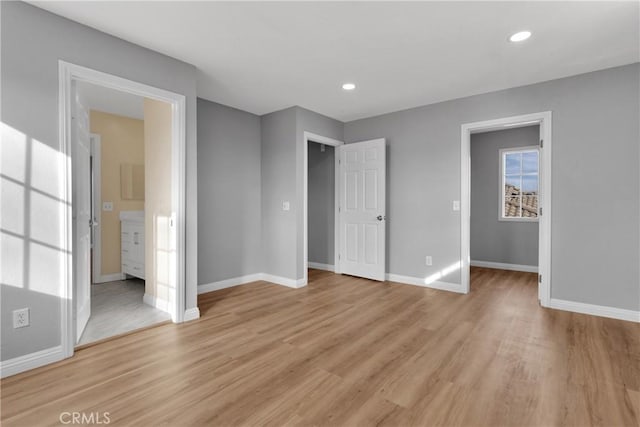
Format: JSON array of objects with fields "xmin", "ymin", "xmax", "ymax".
[{"xmin": 499, "ymin": 146, "xmax": 540, "ymax": 222}]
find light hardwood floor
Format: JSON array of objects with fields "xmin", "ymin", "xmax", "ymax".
[{"xmin": 2, "ymin": 268, "xmax": 639, "ymax": 426}]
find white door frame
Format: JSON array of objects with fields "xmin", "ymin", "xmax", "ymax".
[
  {"xmin": 90, "ymin": 133, "xmax": 103, "ymax": 284},
  {"xmin": 303, "ymin": 131, "xmax": 344, "ymax": 284},
  {"xmin": 460, "ymin": 111, "xmax": 552, "ymax": 306},
  {"xmin": 59, "ymin": 61, "xmax": 187, "ymax": 358}
]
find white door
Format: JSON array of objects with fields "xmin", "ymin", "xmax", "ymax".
[
  {"xmin": 338, "ymin": 139, "xmax": 386, "ymax": 281},
  {"xmin": 72, "ymin": 83, "xmax": 91, "ymax": 343}
]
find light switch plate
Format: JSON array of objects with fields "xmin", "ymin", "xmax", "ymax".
[
  {"xmin": 452, "ymin": 200, "xmax": 460, "ymax": 211},
  {"xmin": 282, "ymin": 201, "xmax": 290, "ymax": 211},
  {"xmin": 103, "ymin": 201, "xmax": 113, "ymax": 212}
]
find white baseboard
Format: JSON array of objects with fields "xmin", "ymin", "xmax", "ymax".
[
  {"xmin": 93, "ymin": 272, "xmax": 125, "ymax": 284},
  {"xmin": 143, "ymin": 293, "xmax": 171, "ymax": 312},
  {"xmin": 261, "ymin": 273, "xmax": 307, "ymax": 289},
  {"xmin": 385, "ymin": 273, "xmax": 465, "ymax": 294},
  {"xmin": 308, "ymin": 262, "xmax": 335, "ymax": 272},
  {"xmin": 0, "ymin": 345, "xmax": 64, "ymax": 378},
  {"xmin": 198, "ymin": 272, "xmax": 306, "ymax": 295},
  {"xmin": 470, "ymin": 260, "xmax": 538, "ymax": 273},
  {"xmin": 183, "ymin": 307, "xmax": 200, "ymax": 322},
  {"xmin": 198, "ymin": 273, "xmax": 264, "ymax": 294},
  {"xmin": 548, "ymin": 298, "xmax": 640, "ymax": 323}
]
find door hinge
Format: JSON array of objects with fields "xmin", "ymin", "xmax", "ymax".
[
  {"xmin": 338, "ymin": 254, "xmax": 341, "ymax": 260},
  {"xmin": 538, "ymin": 274, "xmax": 542, "ymax": 283},
  {"xmin": 540, "ymin": 139, "xmax": 543, "ymax": 148},
  {"xmin": 539, "ymin": 207, "xmax": 542, "ymax": 216}
]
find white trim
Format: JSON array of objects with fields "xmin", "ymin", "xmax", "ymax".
[
  {"xmin": 90, "ymin": 133, "xmax": 102, "ymax": 284},
  {"xmin": 548, "ymin": 299, "xmax": 640, "ymax": 323},
  {"xmin": 183, "ymin": 307, "xmax": 200, "ymax": 322},
  {"xmin": 308, "ymin": 262, "xmax": 335, "ymax": 272},
  {"xmin": 385, "ymin": 273, "xmax": 465, "ymax": 294},
  {"xmin": 59, "ymin": 61, "xmax": 188, "ymax": 362},
  {"xmin": 93, "ymin": 272, "xmax": 126, "ymax": 284},
  {"xmin": 197, "ymin": 273, "xmax": 264, "ymax": 294},
  {"xmin": 461, "ymin": 111, "xmax": 552, "ymax": 306},
  {"xmin": 470, "ymin": 260, "xmax": 538, "ymax": 273},
  {"xmin": 0, "ymin": 346, "xmax": 64, "ymax": 379},
  {"xmin": 303, "ymin": 131, "xmax": 344, "ymax": 285},
  {"xmin": 261, "ymin": 273, "xmax": 307, "ymax": 289},
  {"xmin": 143, "ymin": 293, "xmax": 171, "ymax": 312}
]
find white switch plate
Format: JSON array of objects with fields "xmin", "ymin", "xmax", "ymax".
[
  {"xmin": 452, "ymin": 200, "xmax": 460, "ymax": 211},
  {"xmin": 13, "ymin": 308, "xmax": 30, "ymax": 328},
  {"xmin": 425, "ymin": 256, "xmax": 433, "ymax": 266},
  {"xmin": 103, "ymin": 201, "xmax": 113, "ymax": 212},
  {"xmin": 282, "ymin": 201, "xmax": 290, "ymax": 211}
]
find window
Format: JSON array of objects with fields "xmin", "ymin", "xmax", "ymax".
[{"xmin": 500, "ymin": 147, "xmax": 539, "ymax": 220}]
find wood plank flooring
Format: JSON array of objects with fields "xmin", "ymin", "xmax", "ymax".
[{"xmin": 2, "ymin": 267, "xmax": 639, "ymax": 426}]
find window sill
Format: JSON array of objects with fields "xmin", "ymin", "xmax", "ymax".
[{"xmin": 499, "ymin": 217, "xmax": 539, "ymax": 223}]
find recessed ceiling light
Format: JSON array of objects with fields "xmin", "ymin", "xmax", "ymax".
[
  {"xmin": 509, "ymin": 31, "xmax": 532, "ymax": 42},
  {"xmin": 342, "ymin": 83, "xmax": 356, "ymax": 91}
]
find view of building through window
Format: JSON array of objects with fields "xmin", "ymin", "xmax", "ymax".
[{"xmin": 501, "ymin": 148, "xmax": 539, "ymax": 219}]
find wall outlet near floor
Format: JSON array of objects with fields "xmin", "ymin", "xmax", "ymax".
[
  {"xmin": 425, "ymin": 256, "xmax": 433, "ymax": 266},
  {"xmin": 13, "ymin": 308, "xmax": 30, "ymax": 328}
]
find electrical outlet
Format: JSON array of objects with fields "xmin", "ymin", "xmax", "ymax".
[
  {"xmin": 103, "ymin": 201, "xmax": 113, "ymax": 212},
  {"xmin": 282, "ymin": 201, "xmax": 290, "ymax": 211},
  {"xmin": 13, "ymin": 308, "xmax": 30, "ymax": 328},
  {"xmin": 452, "ymin": 200, "xmax": 460, "ymax": 211},
  {"xmin": 425, "ymin": 256, "xmax": 433, "ymax": 266}
]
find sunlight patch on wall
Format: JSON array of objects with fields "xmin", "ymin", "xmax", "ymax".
[
  {"xmin": 424, "ymin": 261, "xmax": 461, "ymax": 285},
  {"xmin": 1, "ymin": 122, "xmax": 27, "ymax": 182},
  {"xmin": 1, "ymin": 233, "xmax": 24, "ymax": 288}
]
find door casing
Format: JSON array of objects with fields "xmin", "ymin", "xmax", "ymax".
[
  {"xmin": 59, "ymin": 60, "xmax": 188, "ymax": 359},
  {"xmin": 460, "ymin": 111, "xmax": 552, "ymax": 304}
]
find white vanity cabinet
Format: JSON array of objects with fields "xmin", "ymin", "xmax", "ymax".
[{"xmin": 120, "ymin": 211, "xmax": 145, "ymax": 280}]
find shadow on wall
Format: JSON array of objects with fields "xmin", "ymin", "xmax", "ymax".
[{"xmin": 1, "ymin": 122, "xmax": 69, "ymax": 360}]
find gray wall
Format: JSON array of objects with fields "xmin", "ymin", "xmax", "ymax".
[
  {"xmin": 261, "ymin": 108, "xmax": 299, "ymax": 280},
  {"xmin": 345, "ymin": 63, "xmax": 639, "ymax": 311},
  {"xmin": 197, "ymin": 99, "xmax": 262, "ymax": 285},
  {"xmin": 0, "ymin": 2, "xmax": 198, "ymax": 361},
  {"xmin": 261, "ymin": 107, "xmax": 343, "ymax": 281},
  {"xmin": 308, "ymin": 142, "xmax": 335, "ymax": 265},
  {"xmin": 470, "ymin": 126, "xmax": 539, "ymax": 266}
]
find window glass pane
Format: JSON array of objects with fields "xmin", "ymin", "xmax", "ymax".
[
  {"xmin": 522, "ymin": 151, "xmax": 538, "ymax": 174},
  {"xmin": 504, "ymin": 196, "xmax": 521, "ymax": 217},
  {"xmin": 521, "ymin": 195, "xmax": 538, "ymax": 218},
  {"xmin": 522, "ymin": 175, "xmax": 538, "ymax": 193},
  {"xmin": 505, "ymin": 153, "xmax": 521, "ymax": 175},
  {"xmin": 505, "ymin": 176, "xmax": 521, "ymax": 196}
]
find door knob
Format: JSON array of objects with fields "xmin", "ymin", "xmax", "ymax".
[{"xmin": 377, "ymin": 215, "xmax": 386, "ymax": 221}]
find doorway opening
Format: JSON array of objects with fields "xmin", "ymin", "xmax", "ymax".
[
  {"xmin": 303, "ymin": 132, "xmax": 343, "ymax": 284},
  {"xmin": 75, "ymin": 81, "xmax": 173, "ymax": 346},
  {"xmin": 60, "ymin": 61, "xmax": 187, "ymax": 357},
  {"xmin": 303, "ymin": 133, "xmax": 387, "ymax": 284},
  {"xmin": 307, "ymin": 140, "xmax": 337, "ymax": 278},
  {"xmin": 461, "ymin": 112, "xmax": 552, "ymax": 305}
]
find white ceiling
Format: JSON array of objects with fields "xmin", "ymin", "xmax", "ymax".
[
  {"xmin": 33, "ymin": 1, "xmax": 639, "ymax": 122},
  {"xmin": 77, "ymin": 81, "xmax": 144, "ymax": 120}
]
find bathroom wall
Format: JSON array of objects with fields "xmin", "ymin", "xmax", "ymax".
[
  {"xmin": 90, "ymin": 110, "xmax": 145, "ymax": 278},
  {"xmin": 143, "ymin": 98, "xmax": 173, "ymax": 303}
]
